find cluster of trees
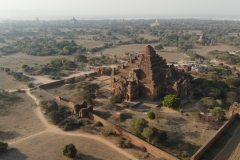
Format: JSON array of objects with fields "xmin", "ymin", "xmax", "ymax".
[
  {"xmin": 40, "ymin": 100, "xmax": 71, "ymax": 124},
  {"xmin": 75, "ymin": 83, "xmax": 100, "ymax": 104},
  {"xmin": 89, "ymin": 43, "xmax": 113, "ymax": 53},
  {"xmin": 1, "ymin": 67, "xmax": 30, "ymax": 82},
  {"xmin": 0, "ymin": 37, "xmax": 87, "ymax": 56},
  {"xmin": 47, "ymin": 58, "xmax": 76, "ymax": 70},
  {"xmin": 125, "ymin": 118, "xmax": 167, "ymax": 147},
  {"xmin": 88, "ymin": 55, "xmax": 118, "ymax": 66},
  {"xmin": 208, "ymin": 50, "xmax": 240, "ymax": 65}
]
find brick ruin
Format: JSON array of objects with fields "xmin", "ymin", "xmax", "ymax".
[
  {"xmin": 55, "ymin": 96, "xmax": 93, "ymax": 117},
  {"xmin": 229, "ymin": 102, "xmax": 240, "ymax": 116},
  {"xmin": 111, "ymin": 45, "xmax": 190, "ymax": 101}
]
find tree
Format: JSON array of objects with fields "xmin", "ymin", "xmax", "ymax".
[
  {"xmin": 4, "ymin": 67, "xmax": 10, "ymax": 72},
  {"xmin": 154, "ymin": 44, "xmax": 164, "ymax": 50},
  {"xmin": 147, "ymin": 111, "xmax": 156, "ymax": 120},
  {"xmin": 27, "ymin": 82, "xmax": 34, "ymax": 88},
  {"xmin": 62, "ymin": 144, "xmax": 77, "ymax": 158},
  {"xmin": 110, "ymin": 94, "xmax": 124, "ymax": 104},
  {"xmin": 142, "ymin": 127, "xmax": 157, "ymax": 142},
  {"xmin": 211, "ymin": 107, "xmax": 225, "ymax": 122},
  {"xmin": 201, "ymin": 97, "xmax": 216, "ymax": 109},
  {"xmin": 133, "ymin": 118, "xmax": 148, "ymax": 137},
  {"xmin": 83, "ymin": 83, "xmax": 99, "ymax": 94},
  {"xmin": 125, "ymin": 118, "xmax": 148, "ymax": 137},
  {"xmin": 162, "ymin": 95, "xmax": 181, "ymax": 108},
  {"xmin": 0, "ymin": 142, "xmax": 8, "ymax": 153},
  {"xmin": 74, "ymin": 54, "xmax": 88, "ymax": 62},
  {"xmin": 79, "ymin": 62, "xmax": 86, "ymax": 71}
]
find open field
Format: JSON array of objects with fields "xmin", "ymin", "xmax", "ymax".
[
  {"xmin": 0, "ymin": 71, "xmax": 26, "ymax": 90},
  {"xmin": 0, "ymin": 92, "xmax": 46, "ymax": 143},
  {"xmin": 2, "ymin": 132, "xmax": 129, "ymax": 160},
  {"xmin": 0, "ymin": 53, "xmax": 74, "ymax": 69},
  {"xmin": 191, "ymin": 44, "xmax": 239, "ymax": 57},
  {"xmin": 88, "ymin": 44, "xmax": 186, "ymax": 62}
]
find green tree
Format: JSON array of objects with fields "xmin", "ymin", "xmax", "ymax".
[
  {"xmin": 74, "ymin": 54, "xmax": 88, "ymax": 62},
  {"xmin": 154, "ymin": 44, "xmax": 164, "ymax": 50},
  {"xmin": 147, "ymin": 111, "xmax": 156, "ymax": 120},
  {"xmin": 211, "ymin": 107, "xmax": 225, "ymax": 122},
  {"xmin": 27, "ymin": 82, "xmax": 34, "ymax": 88},
  {"xmin": 201, "ymin": 97, "xmax": 216, "ymax": 109},
  {"xmin": 4, "ymin": 67, "xmax": 10, "ymax": 72},
  {"xmin": 142, "ymin": 127, "xmax": 157, "ymax": 142},
  {"xmin": 83, "ymin": 83, "xmax": 99, "ymax": 94},
  {"xmin": 110, "ymin": 94, "xmax": 124, "ymax": 104},
  {"xmin": 162, "ymin": 95, "xmax": 181, "ymax": 108},
  {"xmin": 0, "ymin": 142, "xmax": 8, "ymax": 153},
  {"xmin": 125, "ymin": 118, "xmax": 148, "ymax": 137},
  {"xmin": 62, "ymin": 144, "xmax": 77, "ymax": 158}
]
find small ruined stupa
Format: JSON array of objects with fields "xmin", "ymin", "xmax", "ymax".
[
  {"xmin": 71, "ymin": 17, "xmax": 77, "ymax": 25},
  {"xmin": 198, "ymin": 33, "xmax": 205, "ymax": 44}
]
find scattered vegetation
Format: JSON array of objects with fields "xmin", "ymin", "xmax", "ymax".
[{"xmin": 62, "ymin": 143, "xmax": 77, "ymax": 158}]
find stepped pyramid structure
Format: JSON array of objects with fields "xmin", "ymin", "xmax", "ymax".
[{"xmin": 111, "ymin": 45, "xmax": 190, "ymax": 101}]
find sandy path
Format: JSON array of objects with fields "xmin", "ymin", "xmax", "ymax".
[{"xmin": 8, "ymin": 89, "xmax": 137, "ymax": 160}]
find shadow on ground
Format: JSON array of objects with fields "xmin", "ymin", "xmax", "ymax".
[
  {"xmin": 0, "ymin": 131, "xmax": 21, "ymax": 141},
  {"xmin": 0, "ymin": 148, "xmax": 28, "ymax": 160}
]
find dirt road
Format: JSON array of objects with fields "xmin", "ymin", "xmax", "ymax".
[{"xmin": 8, "ymin": 89, "xmax": 137, "ymax": 160}]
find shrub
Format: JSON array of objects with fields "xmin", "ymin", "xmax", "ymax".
[
  {"xmin": 4, "ymin": 67, "xmax": 10, "ymax": 72},
  {"xmin": 95, "ymin": 121, "xmax": 103, "ymax": 127},
  {"xmin": 62, "ymin": 144, "xmax": 77, "ymax": 158},
  {"xmin": 0, "ymin": 142, "xmax": 8, "ymax": 153},
  {"xmin": 27, "ymin": 82, "xmax": 34, "ymax": 88},
  {"xmin": 110, "ymin": 94, "xmax": 124, "ymax": 104},
  {"xmin": 101, "ymin": 127, "xmax": 113, "ymax": 136},
  {"xmin": 147, "ymin": 111, "xmax": 156, "ymax": 120},
  {"xmin": 162, "ymin": 95, "xmax": 181, "ymax": 108},
  {"xmin": 119, "ymin": 137, "xmax": 131, "ymax": 148}
]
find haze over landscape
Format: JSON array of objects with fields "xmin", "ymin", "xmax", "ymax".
[
  {"xmin": 2, "ymin": 1, "xmax": 240, "ymax": 160},
  {"xmin": 1, "ymin": 0, "xmax": 240, "ymax": 20}
]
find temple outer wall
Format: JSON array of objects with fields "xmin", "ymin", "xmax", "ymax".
[{"xmin": 190, "ymin": 114, "xmax": 238, "ymax": 160}]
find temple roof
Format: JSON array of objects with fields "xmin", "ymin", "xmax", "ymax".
[{"xmin": 141, "ymin": 45, "xmax": 156, "ymax": 55}]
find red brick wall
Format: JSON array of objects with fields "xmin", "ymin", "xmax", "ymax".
[
  {"xmin": 88, "ymin": 112, "xmax": 179, "ymax": 160},
  {"xmin": 190, "ymin": 114, "xmax": 238, "ymax": 160}
]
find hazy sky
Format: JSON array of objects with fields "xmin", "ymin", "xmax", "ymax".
[{"xmin": 0, "ymin": 0, "xmax": 240, "ymax": 20}]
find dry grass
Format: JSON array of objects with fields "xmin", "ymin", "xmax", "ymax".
[
  {"xmin": 0, "ymin": 71, "xmax": 26, "ymax": 90},
  {"xmin": 87, "ymin": 44, "xmax": 186, "ymax": 62},
  {"xmin": 1, "ymin": 132, "xmax": 129, "ymax": 160},
  {"xmin": 0, "ymin": 92, "xmax": 46, "ymax": 143},
  {"xmin": 191, "ymin": 44, "xmax": 239, "ymax": 57},
  {"xmin": 0, "ymin": 53, "xmax": 74, "ymax": 69}
]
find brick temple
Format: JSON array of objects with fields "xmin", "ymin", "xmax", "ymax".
[{"xmin": 111, "ymin": 45, "xmax": 190, "ymax": 101}]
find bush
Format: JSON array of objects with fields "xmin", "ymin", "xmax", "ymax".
[
  {"xmin": 27, "ymin": 82, "xmax": 34, "ymax": 88},
  {"xmin": 95, "ymin": 121, "xmax": 103, "ymax": 127},
  {"xmin": 0, "ymin": 142, "xmax": 8, "ymax": 153},
  {"xmin": 62, "ymin": 144, "xmax": 77, "ymax": 158},
  {"xmin": 147, "ymin": 111, "xmax": 156, "ymax": 120},
  {"xmin": 4, "ymin": 67, "xmax": 10, "ymax": 72},
  {"xmin": 119, "ymin": 137, "xmax": 131, "ymax": 148},
  {"xmin": 162, "ymin": 95, "xmax": 181, "ymax": 108},
  {"xmin": 110, "ymin": 94, "xmax": 124, "ymax": 104}
]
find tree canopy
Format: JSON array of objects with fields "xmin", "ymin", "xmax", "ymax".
[
  {"xmin": 62, "ymin": 144, "xmax": 77, "ymax": 158},
  {"xmin": 162, "ymin": 95, "xmax": 181, "ymax": 108}
]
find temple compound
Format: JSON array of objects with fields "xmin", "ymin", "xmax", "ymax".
[{"xmin": 111, "ymin": 45, "xmax": 190, "ymax": 101}]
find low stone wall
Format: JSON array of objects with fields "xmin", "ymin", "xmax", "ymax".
[
  {"xmin": 190, "ymin": 114, "xmax": 238, "ymax": 160},
  {"xmin": 39, "ymin": 79, "xmax": 66, "ymax": 89},
  {"xmin": 88, "ymin": 112, "xmax": 179, "ymax": 160}
]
